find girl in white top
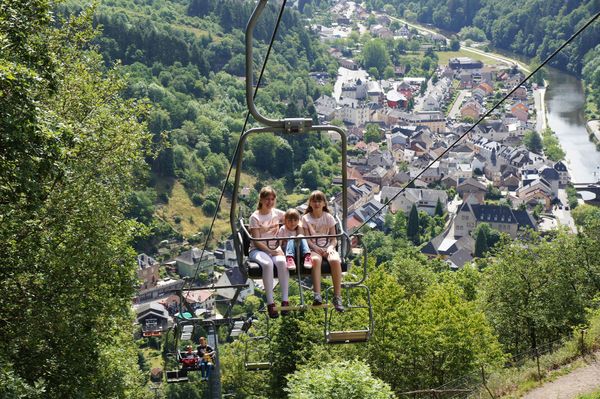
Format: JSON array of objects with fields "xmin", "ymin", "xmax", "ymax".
[
  {"xmin": 301, "ymin": 190, "xmax": 344, "ymax": 312},
  {"xmin": 248, "ymin": 186, "xmax": 288, "ymax": 318}
]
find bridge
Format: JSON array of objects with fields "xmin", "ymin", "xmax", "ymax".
[{"xmin": 573, "ymin": 182, "xmax": 600, "ymax": 205}]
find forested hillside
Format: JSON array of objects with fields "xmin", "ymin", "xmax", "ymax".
[
  {"xmin": 357, "ymin": 0, "xmax": 599, "ymax": 81},
  {"xmin": 58, "ymin": 0, "xmax": 346, "ymax": 250}
]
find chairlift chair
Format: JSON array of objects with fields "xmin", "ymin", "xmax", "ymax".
[
  {"xmin": 324, "ymin": 283, "xmax": 374, "ymax": 344},
  {"xmin": 244, "ymin": 335, "xmax": 272, "ymax": 371}
]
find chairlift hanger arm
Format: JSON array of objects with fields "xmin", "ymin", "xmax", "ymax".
[{"xmin": 230, "ymin": 125, "xmax": 348, "ymax": 233}]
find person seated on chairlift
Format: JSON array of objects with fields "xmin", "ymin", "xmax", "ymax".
[
  {"xmin": 196, "ymin": 336, "xmax": 215, "ymax": 381},
  {"xmin": 180, "ymin": 345, "xmax": 198, "ymax": 368}
]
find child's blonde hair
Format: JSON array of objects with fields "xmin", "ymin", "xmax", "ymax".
[
  {"xmin": 284, "ymin": 208, "xmax": 301, "ymax": 222},
  {"xmin": 257, "ymin": 186, "xmax": 277, "ymax": 210},
  {"xmin": 305, "ymin": 190, "xmax": 330, "ymax": 214}
]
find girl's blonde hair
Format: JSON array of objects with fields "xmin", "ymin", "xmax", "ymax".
[
  {"xmin": 305, "ymin": 190, "xmax": 330, "ymax": 214},
  {"xmin": 257, "ymin": 186, "xmax": 277, "ymax": 210}
]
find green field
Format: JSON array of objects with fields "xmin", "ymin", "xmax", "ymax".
[{"xmin": 436, "ymin": 49, "xmax": 506, "ymax": 67}]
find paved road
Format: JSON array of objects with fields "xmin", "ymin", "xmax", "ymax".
[
  {"xmin": 448, "ymin": 90, "xmax": 470, "ymax": 120},
  {"xmin": 533, "ymin": 87, "xmax": 547, "ymax": 132},
  {"xmin": 523, "ymin": 357, "xmax": 600, "ymax": 399}
]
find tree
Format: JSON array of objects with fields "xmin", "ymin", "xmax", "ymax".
[
  {"xmin": 286, "ymin": 360, "xmax": 395, "ymax": 399},
  {"xmin": 407, "ymin": 204, "xmax": 420, "ymax": 244},
  {"xmin": 364, "ymin": 124, "xmax": 381, "ymax": 143},
  {"xmin": 362, "ymin": 39, "xmax": 391, "ymax": 77},
  {"xmin": 572, "ymin": 204, "xmax": 600, "ymax": 228},
  {"xmin": 523, "ymin": 130, "xmax": 543, "ymax": 154},
  {"xmin": 480, "ymin": 232, "xmax": 590, "ymax": 358},
  {"xmin": 0, "ymin": 4, "xmax": 148, "ymax": 397},
  {"xmin": 474, "ymin": 227, "xmax": 489, "ymax": 257},
  {"xmin": 299, "ymin": 159, "xmax": 323, "ymax": 190},
  {"xmin": 434, "ymin": 198, "xmax": 444, "ymax": 216},
  {"xmin": 450, "ymin": 38, "xmax": 460, "ymax": 51}
]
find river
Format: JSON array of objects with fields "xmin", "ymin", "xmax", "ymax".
[{"xmin": 545, "ymin": 68, "xmax": 600, "ymax": 183}]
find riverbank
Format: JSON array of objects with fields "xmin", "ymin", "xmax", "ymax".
[{"xmin": 586, "ymin": 120, "xmax": 600, "ymax": 147}]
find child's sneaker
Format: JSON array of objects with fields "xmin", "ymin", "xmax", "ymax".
[
  {"xmin": 333, "ymin": 296, "xmax": 345, "ymax": 312},
  {"xmin": 281, "ymin": 300, "xmax": 290, "ymax": 316},
  {"xmin": 286, "ymin": 256, "xmax": 296, "ymax": 271},
  {"xmin": 312, "ymin": 292, "xmax": 323, "ymax": 306},
  {"xmin": 267, "ymin": 303, "xmax": 279, "ymax": 319},
  {"xmin": 303, "ymin": 253, "xmax": 313, "ymax": 269}
]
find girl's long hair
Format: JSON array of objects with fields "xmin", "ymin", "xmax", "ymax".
[
  {"xmin": 257, "ymin": 186, "xmax": 277, "ymax": 210},
  {"xmin": 304, "ymin": 190, "xmax": 330, "ymax": 214}
]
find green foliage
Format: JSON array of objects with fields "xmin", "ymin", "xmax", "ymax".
[
  {"xmin": 364, "ymin": 124, "xmax": 382, "ymax": 143},
  {"xmin": 541, "ymin": 128, "xmax": 565, "ymax": 161},
  {"xmin": 566, "ymin": 184, "xmax": 579, "ymax": 210},
  {"xmin": 523, "ymin": 130, "xmax": 543, "ymax": 154},
  {"xmin": 449, "ymin": 37, "xmax": 460, "ymax": 51},
  {"xmin": 407, "ymin": 204, "xmax": 420, "ymax": 244},
  {"xmin": 479, "ymin": 231, "xmax": 597, "ymax": 358},
  {"xmin": 362, "ymin": 39, "xmax": 391, "ymax": 77},
  {"xmin": 572, "ymin": 204, "xmax": 600, "ymax": 228},
  {"xmin": 366, "ymin": 267, "xmax": 503, "ymax": 393},
  {"xmin": 286, "ymin": 360, "xmax": 395, "ymax": 399},
  {"xmin": 474, "ymin": 227, "xmax": 489, "ymax": 258},
  {"xmin": 0, "ymin": 3, "xmax": 148, "ymax": 397},
  {"xmin": 434, "ymin": 198, "xmax": 444, "ymax": 216},
  {"xmin": 458, "ymin": 26, "xmax": 487, "ymax": 42}
]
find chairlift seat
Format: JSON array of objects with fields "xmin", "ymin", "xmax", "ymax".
[
  {"xmin": 245, "ymin": 362, "xmax": 271, "ymax": 371},
  {"xmin": 326, "ymin": 330, "xmax": 370, "ymax": 344},
  {"xmin": 181, "ymin": 332, "xmax": 192, "ymax": 340},
  {"xmin": 166, "ymin": 369, "xmax": 189, "ymax": 383},
  {"xmin": 241, "ymin": 227, "xmax": 347, "ymax": 278}
]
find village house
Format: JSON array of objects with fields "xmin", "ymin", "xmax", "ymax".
[
  {"xmin": 135, "ymin": 277, "xmax": 185, "ymax": 304},
  {"xmin": 460, "ymin": 100, "xmax": 485, "ymax": 120},
  {"xmin": 333, "ymin": 183, "xmax": 374, "ymax": 213},
  {"xmin": 554, "ymin": 161, "xmax": 570, "ymax": 186},
  {"xmin": 215, "ymin": 267, "xmax": 255, "ymax": 303},
  {"xmin": 181, "ymin": 289, "xmax": 217, "ymax": 314},
  {"xmin": 137, "ymin": 253, "xmax": 160, "ymax": 291},
  {"xmin": 347, "ymin": 198, "xmax": 387, "ymax": 231},
  {"xmin": 454, "ymin": 202, "xmax": 536, "ymax": 238},
  {"xmin": 510, "ymin": 102, "xmax": 529, "ymax": 122},
  {"xmin": 380, "ymin": 186, "xmax": 448, "ymax": 215},
  {"xmin": 457, "ymin": 178, "xmax": 487, "ymax": 204},
  {"xmin": 214, "ymin": 239, "xmax": 238, "ymax": 268},
  {"xmin": 175, "ymin": 248, "xmax": 216, "ymax": 278},
  {"xmin": 421, "ymin": 232, "xmax": 475, "ymax": 269},
  {"xmin": 136, "ymin": 302, "xmax": 171, "ymax": 337}
]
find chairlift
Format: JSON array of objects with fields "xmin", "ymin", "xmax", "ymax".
[{"xmin": 229, "ymin": 2, "xmax": 374, "ymax": 337}]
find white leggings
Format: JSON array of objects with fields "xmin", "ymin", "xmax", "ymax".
[{"xmin": 249, "ymin": 250, "xmax": 288, "ymax": 304}]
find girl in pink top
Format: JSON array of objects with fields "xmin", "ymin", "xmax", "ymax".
[
  {"xmin": 248, "ymin": 186, "xmax": 288, "ymax": 318},
  {"xmin": 301, "ymin": 190, "xmax": 344, "ymax": 312}
]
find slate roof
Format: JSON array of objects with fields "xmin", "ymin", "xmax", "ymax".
[
  {"xmin": 459, "ymin": 203, "xmax": 536, "ymax": 230},
  {"xmin": 554, "ymin": 161, "xmax": 568, "ymax": 172},
  {"xmin": 447, "ymin": 248, "xmax": 473, "ymax": 269},
  {"xmin": 224, "ymin": 267, "xmax": 247, "ymax": 285},
  {"xmin": 136, "ymin": 302, "xmax": 169, "ymax": 320},
  {"xmin": 540, "ymin": 167, "xmax": 560, "ymax": 181}
]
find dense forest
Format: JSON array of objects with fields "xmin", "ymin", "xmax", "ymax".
[
  {"xmin": 2, "ymin": 0, "xmax": 600, "ymax": 398},
  {"xmin": 358, "ymin": 0, "xmax": 599, "ymax": 75}
]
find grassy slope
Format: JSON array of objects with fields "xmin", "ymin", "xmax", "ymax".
[{"xmin": 155, "ymin": 171, "xmax": 258, "ymax": 241}]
